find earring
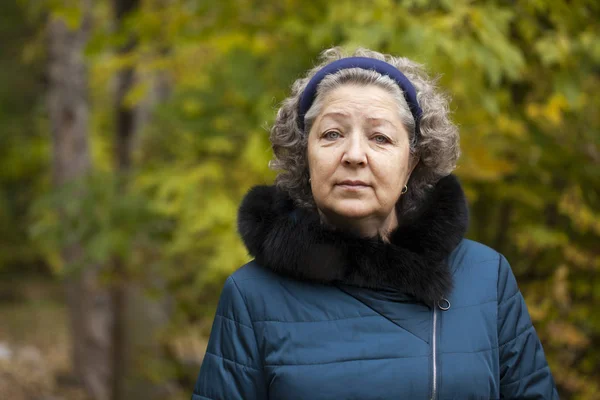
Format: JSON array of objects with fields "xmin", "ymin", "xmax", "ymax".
[
  {"xmin": 308, "ymin": 178, "xmax": 311, "ymax": 183},
  {"xmin": 401, "ymin": 185, "xmax": 408, "ymax": 194}
]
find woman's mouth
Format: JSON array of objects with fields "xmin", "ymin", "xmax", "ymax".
[{"xmin": 337, "ymin": 180, "xmax": 370, "ymax": 190}]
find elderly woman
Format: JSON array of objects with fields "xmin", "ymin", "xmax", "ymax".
[{"xmin": 191, "ymin": 48, "xmax": 558, "ymax": 399}]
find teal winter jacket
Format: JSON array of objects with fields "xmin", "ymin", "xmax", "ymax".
[{"xmin": 192, "ymin": 175, "xmax": 558, "ymax": 399}]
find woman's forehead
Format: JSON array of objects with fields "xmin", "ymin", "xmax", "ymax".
[
  {"xmin": 318, "ymin": 87, "xmax": 401, "ymax": 120},
  {"xmin": 321, "ymin": 83, "xmax": 395, "ymax": 99},
  {"xmin": 319, "ymin": 111, "xmax": 398, "ymax": 127}
]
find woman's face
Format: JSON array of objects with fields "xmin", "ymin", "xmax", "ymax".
[{"xmin": 307, "ymin": 84, "xmax": 416, "ymax": 234}]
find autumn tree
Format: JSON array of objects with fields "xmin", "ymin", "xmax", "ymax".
[{"xmin": 20, "ymin": 1, "xmax": 600, "ymax": 398}]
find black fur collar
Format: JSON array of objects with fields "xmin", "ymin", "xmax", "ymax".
[{"xmin": 237, "ymin": 175, "xmax": 469, "ymax": 305}]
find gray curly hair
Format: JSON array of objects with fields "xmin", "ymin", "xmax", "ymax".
[{"xmin": 269, "ymin": 47, "xmax": 460, "ymax": 218}]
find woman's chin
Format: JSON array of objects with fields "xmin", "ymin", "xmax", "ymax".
[{"xmin": 326, "ymin": 202, "xmax": 377, "ymax": 221}]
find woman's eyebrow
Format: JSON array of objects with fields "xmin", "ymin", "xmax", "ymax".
[
  {"xmin": 366, "ymin": 117, "xmax": 394, "ymax": 125},
  {"xmin": 320, "ymin": 111, "xmax": 350, "ymax": 120},
  {"xmin": 366, "ymin": 117, "xmax": 399, "ymax": 130}
]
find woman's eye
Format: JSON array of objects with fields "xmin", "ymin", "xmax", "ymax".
[
  {"xmin": 374, "ymin": 135, "xmax": 390, "ymax": 144},
  {"xmin": 324, "ymin": 131, "xmax": 341, "ymax": 140}
]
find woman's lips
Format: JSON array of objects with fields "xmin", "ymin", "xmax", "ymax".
[{"xmin": 337, "ymin": 180, "xmax": 370, "ymax": 190}]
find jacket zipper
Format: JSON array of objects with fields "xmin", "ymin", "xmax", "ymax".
[
  {"xmin": 432, "ymin": 298, "xmax": 450, "ymax": 400},
  {"xmin": 431, "ymin": 306, "xmax": 438, "ymax": 400}
]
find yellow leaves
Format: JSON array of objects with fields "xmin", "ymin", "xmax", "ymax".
[
  {"xmin": 138, "ymin": 163, "xmax": 224, "ymax": 216},
  {"xmin": 468, "ymin": 5, "xmax": 525, "ymax": 80},
  {"xmin": 467, "ymin": 6, "xmax": 483, "ymax": 29},
  {"xmin": 552, "ymin": 265, "xmax": 571, "ymax": 309},
  {"xmin": 559, "ymin": 185, "xmax": 600, "ymax": 236},
  {"xmin": 211, "ymin": 116, "xmax": 233, "ymax": 133},
  {"xmin": 515, "ymin": 225, "xmax": 569, "ymax": 252},
  {"xmin": 580, "ymin": 29, "xmax": 600, "ymax": 63},
  {"xmin": 123, "ymin": 81, "xmax": 150, "ymax": 108},
  {"xmin": 166, "ymin": 325, "xmax": 208, "ymax": 367},
  {"xmin": 495, "ymin": 115, "xmax": 526, "ymax": 139},
  {"xmin": 209, "ymin": 32, "xmax": 251, "ymax": 54},
  {"xmin": 206, "ymin": 136, "xmax": 237, "ymax": 155},
  {"xmin": 135, "ymin": 8, "xmax": 163, "ymax": 40},
  {"xmin": 550, "ymin": 361, "xmax": 600, "ymax": 398},
  {"xmin": 500, "ymin": 182, "xmax": 545, "ymax": 209},
  {"xmin": 136, "ymin": 156, "xmax": 254, "ymax": 273},
  {"xmin": 526, "ymin": 93, "xmax": 570, "ymax": 127},
  {"xmin": 44, "ymin": 250, "xmax": 65, "ymax": 276},
  {"xmin": 182, "ymin": 98, "xmax": 203, "ymax": 116},
  {"xmin": 544, "ymin": 94, "xmax": 569, "ymax": 125},
  {"xmin": 535, "ymin": 33, "xmax": 572, "ymax": 67},
  {"xmin": 202, "ymin": 230, "xmax": 251, "ymax": 281},
  {"xmin": 188, "ymin": 192, "xmax": 237, "ymax": 233},
  {"xmin": 466, "ymin": 151, "xmax": 514, "ymax": 179},
  {"xmin": 458, "ymin": 138, "xmax": 515, "ymax": 181},
  {"xmin": 240, "ymin": 131, "xmax": 274, "ymax": 178},
  {"xmin": 562, "ymin": 244, "xmax": 600, "ymax": 271},
  {"xmin": 202, "ymin": 31, "xmax": 276, "ymax": 59},
  {"xmin": 525, "ymin": 297, "xmax": 551, "ymax": 322},
  {"xmin": 170, "ymin": 45, "xmax": 213, "ymax": 89},
  {"xmin": 547, "ymin": 321, "xmax": 590, "ymax": 350},
  {"xmin": 49, "ymin": 6, "xmax": 84, "ymax": 31},
  {"xmin": 101, "ymin": 51, "xmax": 138, "ymax": 72},
  {"xmin": 251, "ymin": 33, "xmax": 274, "ymax": 55}
]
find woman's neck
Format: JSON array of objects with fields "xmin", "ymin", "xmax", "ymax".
[{"xmin": 318, "ymin": 209, "xmax": 399, "ymax": 240}]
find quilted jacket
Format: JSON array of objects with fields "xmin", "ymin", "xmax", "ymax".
[{"xmin": 192, "ymin": 175, "xmax": 558, "ymax": 399}]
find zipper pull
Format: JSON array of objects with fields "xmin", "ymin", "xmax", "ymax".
[{"xmin": 437, "ymin": 298, "xmax": 451, "ymax": 311}]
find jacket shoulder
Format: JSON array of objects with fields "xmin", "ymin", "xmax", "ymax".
[
  {"xmin": 217, "ymin": 261, "xmax": 285, "ymax": 324},
  {"xmin": 229, "ymin": 260, "xmax": 288, "ymax": 290},
  {"xmin": 450, "ymin": 239, "xmax": 502, "ymax": 267},
  {"xmin": 226, "ymin": 260, "xmax": 360, "ymax": 323},
  {"xmin": 448, "ymin": 239, "xmax": 507, "ymax": 307},
  {"xmin": 452, "ymin": 239, "xmax": 515, "ymax": 285}
]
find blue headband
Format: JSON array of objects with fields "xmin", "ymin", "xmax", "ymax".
[{"xmin": 297, "ymin": 57, "xmax": 422, "ymax": 137}]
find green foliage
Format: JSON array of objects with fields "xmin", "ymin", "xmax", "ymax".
[
  {"xmin": 29, "ymin": 173, "xmax": 167, "ymax": 278},
  {"xmin": 0, "ymin": 1, "xmax": 47, "ymax": 272},
  {"xmin": 3, "ymin": 0, "xmax": 600, "ymax": 398}
]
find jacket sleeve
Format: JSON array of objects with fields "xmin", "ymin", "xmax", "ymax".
[
  {"xmin": 192, "ymin": 276, "xmax": 267, "ymax": 400},
  {"xmin": 497, "ymin": 254, "xmax": 559, "ymax": 399}
]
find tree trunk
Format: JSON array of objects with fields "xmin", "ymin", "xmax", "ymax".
[
  {"xmin": 125, "ymin": 48, "xmax": 174, "ymax": 400},
  {"xmin": 108, "ymin": 1, "xmax": 172, "ymax": 397},
  {"xmin": 47, "ymin": 2, "xmax": 113, "ymax": 400},
  {"xmin": 110, "ymin": 1, "xmax": 139, "ymax": 399},
  {"xmin": 493, "ymin": 201, "xmax": 513, "ymax": 255}
]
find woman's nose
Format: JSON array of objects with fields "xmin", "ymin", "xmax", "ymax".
[{"xmin": 341, "ymin": 134, "xmax": 367, "ymax": 166}]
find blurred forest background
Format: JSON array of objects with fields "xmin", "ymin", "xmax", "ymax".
[{"xmin": 0, "ymin": 0, "xmax": 598, "ymax": 399}]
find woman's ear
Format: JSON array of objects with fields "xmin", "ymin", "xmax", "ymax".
[{"xmin": 407, "ymin": 156, "xmax": 420, "ymax": 181}]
